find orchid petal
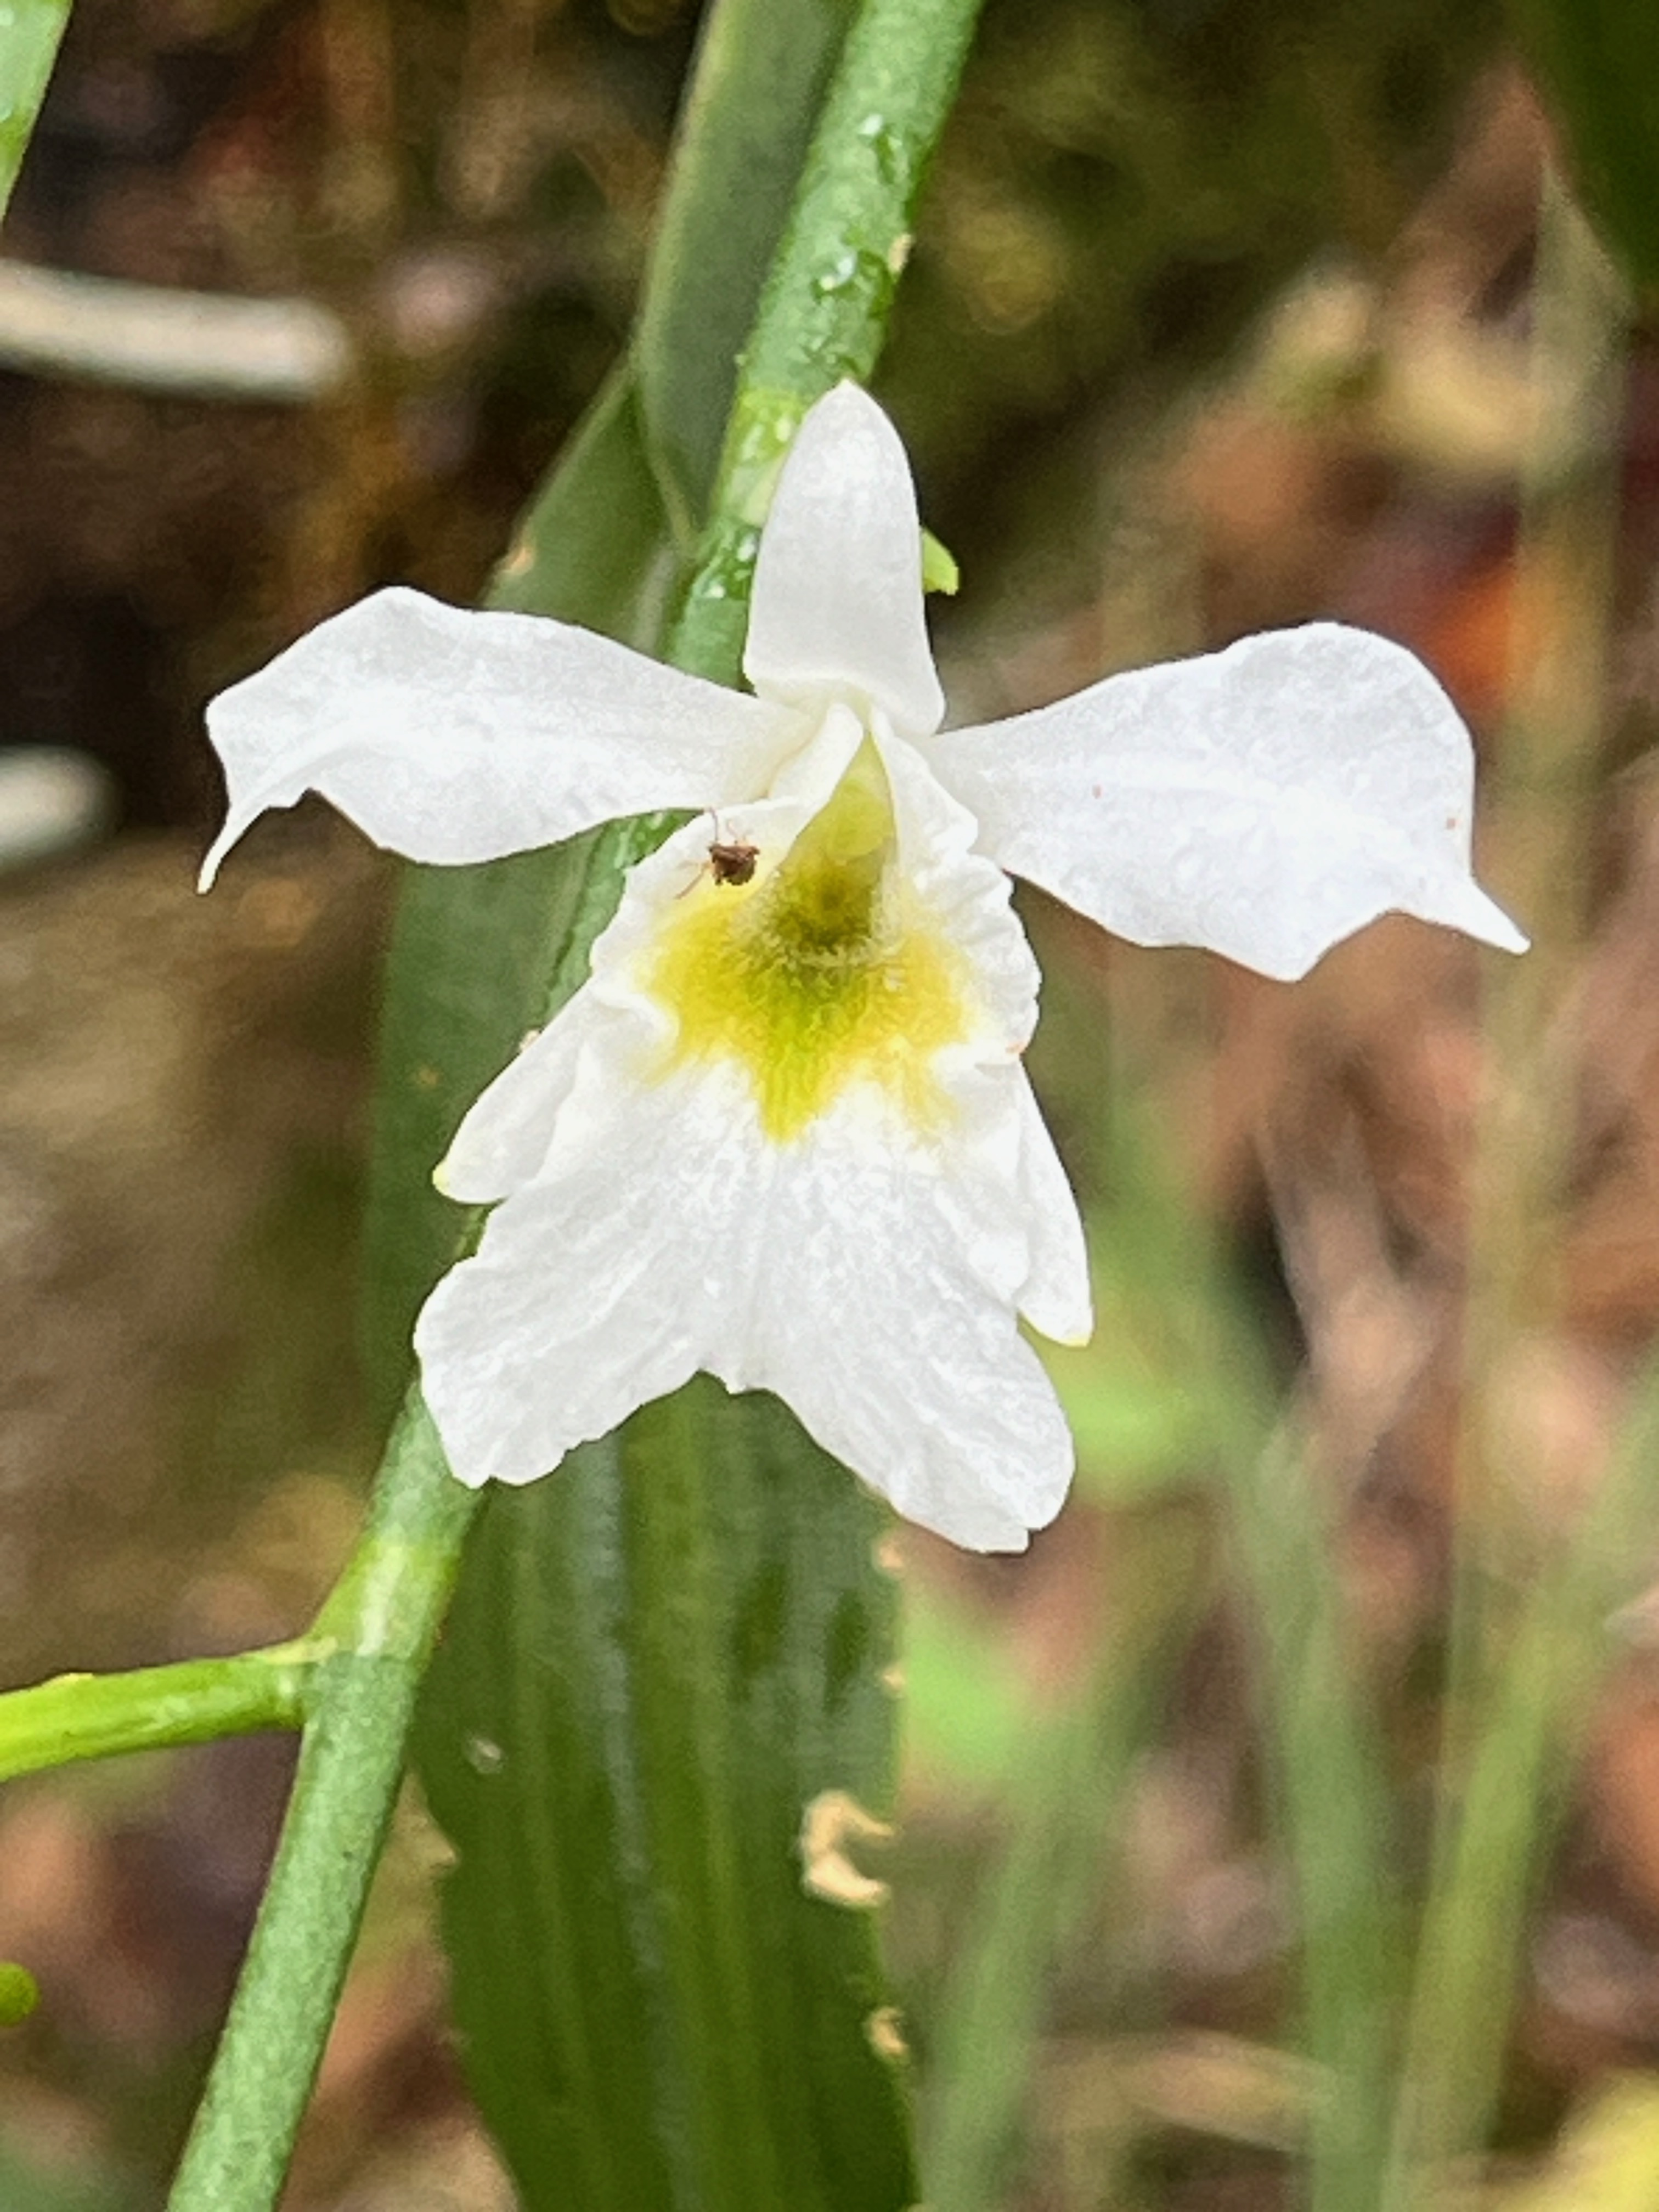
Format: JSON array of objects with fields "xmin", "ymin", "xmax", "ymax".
[
  {"xmin": 928, "ymin": 624, "xmax": 1527, "ymax": 982},
  {"xmin": 436, "ymin": 1006, "xmax": 591, "ymax": 1204},
  {"xmin": 415, "ymin": 1055, "xmax": 1073, "ymax": 1551},
  {"xmin": 744, "ymin": 385, "xmax": 945, "ymax": 740},
  {"xmin": 1012, "ymin": 1075, "xmax": 1092, "ymax": 1345},
  {"xmin": 200, "ymin": 586, "xmax": 798, "ymax": 887},
  {"xmin": 873, "ymin": 718, "xmax": 1039, "ymax": 1052}
]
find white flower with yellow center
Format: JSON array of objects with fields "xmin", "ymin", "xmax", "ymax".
[{"xmin": 202, "ymin": 383, "xmax": 1524, "ymax": 1550}]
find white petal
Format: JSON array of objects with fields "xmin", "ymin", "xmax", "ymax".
[
  {"xmin": 928, "ymin": 623, "xmax": 1528, "ymax": 982},
  {"xmin": 200, "ymin": 585, "xmax": 798, "ymax": 887},
  {"xmin": 435, "ymin": 1003, "xmax": 591, "ymax": 1204},
  {"xmin": 1012, "ymin": 1076, "xmax": 1092, "ymax": 1345},
  {"xmin": 744, "ymin": 385, "xmax": 945, "ymax": 741},
  {"xmin": 415, "ymin": 1051, "xmax": 1074, "ymax": 1552},
  {"xmin": 873, "ymin": 721, "xmax": 1039, "ymax": 1058}
]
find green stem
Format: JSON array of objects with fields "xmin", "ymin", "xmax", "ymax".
[
  {"xmin": 0, "ymin": 1645, "xmax": 315, "ymax": 1785},
  {"xmin": 168, "ymin": 1395, "xmax": 477, "ymax": 2212},
  {"xmin": 667, "ymin": 0, "xmax": 981, "ymax": 685}
]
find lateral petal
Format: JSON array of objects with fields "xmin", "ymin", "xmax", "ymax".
[
  {"xmin": 1012, "ymin": 1074, "xmax": 1093, "ymax": 1346},
  {"xmin": 435, "ymin": 1003, "xmax": 592, "ymax": 1204},
  {"xmin": 744, "ymin": 385, "xmax": 945, "ymax": 741},
  {"xmin": 873, "ymin": 719, "xmax": 1039, "ymax": 1057},
  {"xmin": 928, "ymin": 623, "xmax": 1527, "ymax": 982},
  {"xmin": 200, "ymin": 585, "xmax": 799, "ymax": 887}
]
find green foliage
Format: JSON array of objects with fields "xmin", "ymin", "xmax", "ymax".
[
  {"xmin": 0, "ymin": 1962, "xmax": 38, "ymax": 2027},
  {"xmin": 922, "ymin": 1508, "xmax": 1207, "ymax": 2212},
  {"xmin": 0, "ymin": 0, "xmax": 71, "ymax": 224},
  {"xmin": 422, "ymin": 1384, "xmax": 912, "ymax": 2212},
  {"xmin": 1510, "ymin": 0, "xmax": 1659, "ymax": 295}
]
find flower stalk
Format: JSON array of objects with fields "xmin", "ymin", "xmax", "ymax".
[
  {"xmin": 168, "ymin": 1396, "xmax": 475, "ymax": 2212},
  {"xmin": 0, "ymin": 1644, "xmax": 315, "ymax": 1786}
]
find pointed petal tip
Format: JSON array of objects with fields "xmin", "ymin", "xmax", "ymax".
[
  {"xmin": 1486, "ymin": 909, "xmax": 1531, "ymax": 956},
  {"xmin": 1022, "ymin": 1296, "xmax": 1094, "ymax": 1349},
  {"xmin": 197, "ymin": 829, "xmax": 234, "ymax": 893},
  {"xmin": 814, "ymin": 378, "xmax": 882, "ymax": 427},
  {"xmin": 1448, "ymin": 878, "xmax": 1528, "ymax": 957},
  {"xmin": 199, "ymin": 799, "xmax": 267, "ymax": 893}
]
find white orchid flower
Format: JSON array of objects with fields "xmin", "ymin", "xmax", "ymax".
[{"xmin": 201, "ymin": 382, "xmax": 1524, "ymax": 1551}]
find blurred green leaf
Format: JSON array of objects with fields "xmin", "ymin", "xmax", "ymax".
[
  {"xmin": 0, "ymin": 1961, "xmax": 37, "ymax": 2025},
  {"xmin": 0, "ymin": 0, "xmax": 70, "ymax": 225},
  {"xmin": 921, "ymin": 1507, "xmax": 1206, "ymax": 2212},
  {"xmin": 903, "ymin": 1583, "xmax": 1029, "ymax": 1791},
  {"xmin": 0, "ymin": 2136, "xmax": 129, "ymax": 2212},
  {"xmin": 1025, "ymin": 925, "xmax": 1404, "ymax": 2212},
  {"xmin": 1510, "ymin": 0, "xmax": 1659, "ymax": 295},
  {"xmin": 1043, "ymin": 1258, "xmax": 1217, "ymax": 1504},
  {"xmin": 422, "ymin": 1382, "xmax": 911, "ymax": 2212}
]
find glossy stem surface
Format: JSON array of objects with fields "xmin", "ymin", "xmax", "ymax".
[{"xmin": 0, "ymin": 1645, "xmax": 315, "ymax": 1785}]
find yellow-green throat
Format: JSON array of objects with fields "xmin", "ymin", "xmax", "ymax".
[{"xmin": 645, "ymin": 740, "xmax": 969, "ymax": 1143}]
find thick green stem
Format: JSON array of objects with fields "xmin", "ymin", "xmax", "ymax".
[
  {"xmin": 668, "ymin": 0, "xmax": 981, "ymax": 684},
  {"xmin": 0, "ymin": 1645, "xmax": 314, "ymax": 1785},
  {"xmin": 168, "ymin": 1396, "xmax": 476, "ymax": 2212}
]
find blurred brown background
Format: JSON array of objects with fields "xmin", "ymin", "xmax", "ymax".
[{"xmin": 2, "ymin": 0, "xmax": 1658, "ymax": 2204}]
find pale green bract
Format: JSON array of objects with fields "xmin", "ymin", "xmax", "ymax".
[{"xmin": 201, "ymin": 384, "xmax": 1525, "ymax": 1550}]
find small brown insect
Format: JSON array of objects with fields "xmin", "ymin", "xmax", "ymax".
[
  {"xmin": 708, "ymin": 837, "xmax": 760, "ymax": 888},
  {"xmin": 676, "ymin": 815, "xmax": 761, "ymax": 897}
]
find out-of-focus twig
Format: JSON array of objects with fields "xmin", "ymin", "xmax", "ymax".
[{"xmin": 0, "ymin": 261, "xmax": 353, "ymax": 400}]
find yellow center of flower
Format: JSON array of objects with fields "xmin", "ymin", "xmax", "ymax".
[{"xmin": 644, "ymin": 741, "xmax": 969, "ymax": 1143}]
